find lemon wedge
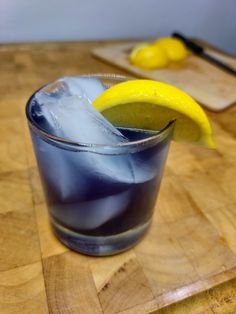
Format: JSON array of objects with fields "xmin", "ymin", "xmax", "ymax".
[
  {"xmin": 154, "ymin": 37, "xmax": 188, "ymax": 61},
  {"xmin": 93, "ymin": 80, "xmax": 215, "ymax": 148},
  {"xmin": 129, "ymin": 43, "xmax": 169, "ymax": 69}
]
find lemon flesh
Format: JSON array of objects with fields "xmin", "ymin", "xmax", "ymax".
[
  {"xmin": 93, "ymin": 80, "xmax": 215, "ymax": 148},
  {"xmin": 129, "ymin": 43, "xmax": 169, "ymax": 69},
  {"xmin": 154, "ymin": 37, "xmax": 188, "ymax": 61}
]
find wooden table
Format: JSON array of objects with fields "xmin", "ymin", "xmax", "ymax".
[{"xmin": 0, "ymin": 41, "xmax": 236, "ymax": 314}]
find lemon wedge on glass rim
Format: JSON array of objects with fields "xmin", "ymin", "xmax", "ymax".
[{"xmin": 93, "ymin": 80, "xmax": 215, "ymax": 148}]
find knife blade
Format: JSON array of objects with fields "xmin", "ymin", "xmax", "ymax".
[{"xmin": 172, "ymin": 32, "xmax": 236, "ymax": 77}]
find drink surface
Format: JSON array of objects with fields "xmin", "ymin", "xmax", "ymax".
[{"xmin": 28, "ymin": 76, "xmax": 170, "ymax": 238}]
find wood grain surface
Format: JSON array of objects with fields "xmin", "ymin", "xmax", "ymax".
[
  {"xmin": 92, "ymin": 42, "xmax": 236, "ymax": 111},
  {"xmin": 0, "ymin": 40, "xmax": 236, "ymax": 314}
]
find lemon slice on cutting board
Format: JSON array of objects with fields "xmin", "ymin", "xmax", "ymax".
[{"xmin": 93, "ymin": 80, "xmax": 215, "ymax": 148}]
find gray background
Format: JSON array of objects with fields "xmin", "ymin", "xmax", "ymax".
[{"xmin": 1, "ymin": 0, "xmax": 236, "ymax": 55}]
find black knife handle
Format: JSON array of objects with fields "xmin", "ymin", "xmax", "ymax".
[{"xmin": 172, "ymin": 32, "xmax": 204, "ymax": 55}]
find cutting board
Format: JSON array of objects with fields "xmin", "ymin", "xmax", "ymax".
[
  {"xmin": 92, "ymin": 42, "xmax": 236, "ymax": 111},
  {"xmin": 1, "ymin": 41, "xmax": 236, "ymax": 314}
]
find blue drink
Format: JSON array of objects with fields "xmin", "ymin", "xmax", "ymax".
[{"xmin": 26, "ymin": 75, "xmax": 174, "ymax": 255}]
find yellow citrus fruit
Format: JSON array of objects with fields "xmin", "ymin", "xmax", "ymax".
[
  {"xmin": 93, "ymin": 80, "xmax": 215, "ymax": 148},
  {"xmin": 129, "ymin": 43, "xmax": 168, "ymax": 69},
  {"xmin": 154, "ymin": 37, "xmax": 188, "ymax": 61}
]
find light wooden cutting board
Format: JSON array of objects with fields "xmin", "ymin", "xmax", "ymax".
[{"xmin": 92, "ymin": 42, "xmax": 236, "ymax": 111}]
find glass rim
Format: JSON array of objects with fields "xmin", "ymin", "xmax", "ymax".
[{"xmin": 25, "ymin": 73, "xmax": 175, "ymax": 152}]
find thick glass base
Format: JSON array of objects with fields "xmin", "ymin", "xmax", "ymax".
[{"xmin": 51, "ymin": 218, "xmax": 151, "ymax": 256}]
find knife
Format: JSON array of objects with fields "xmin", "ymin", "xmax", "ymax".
[{"xmin": 172, "ymin": 32, "xmax": 236, "ymax": 77}]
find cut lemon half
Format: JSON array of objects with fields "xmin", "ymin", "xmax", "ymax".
[
  {"xmin": 93, "ymin": 80, "xmax": 215, "ymax": 148},
  {"xmin": 129, "ymin": 43, "xmax": 169, "ymax": 69},
  {"xmin": 154, "ymin": 37, "xmax": 188, "ymax": 61}
]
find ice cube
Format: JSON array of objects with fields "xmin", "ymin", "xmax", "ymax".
[
  {"xmin": 33, "ymin": 77, "xmax": 127, "ymax": 144},
  {"xmin": 61, "ymin": 76, "xmax": 107, "ymax": 102},
  {"xmin": 50, "ymin": 190, "xmax": 130, "ymax": 230},
  {"xmin": 37, "ymin": 76, "xmax": 106, "ymax": 102},
  {"xmin": 37, "ymin": 95, "xmax": 128, "ymax": 144},
  {"xmin": 32, "ymin": 134, "xmax": 90, "ymax": 201}
]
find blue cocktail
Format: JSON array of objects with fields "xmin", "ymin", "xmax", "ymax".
[{"xmin": 26, "ymin": 74, "xmax": 174, "ymax": 255}]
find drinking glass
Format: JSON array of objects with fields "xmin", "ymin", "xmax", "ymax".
[{"xmin": 26, "ymin": 74, "xmax": 174, "ymax": 256}]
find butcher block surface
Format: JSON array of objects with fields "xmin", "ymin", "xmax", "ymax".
[{"xmin": 0, "ymin": 40, "xmax": 236, "ymax": 314}]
